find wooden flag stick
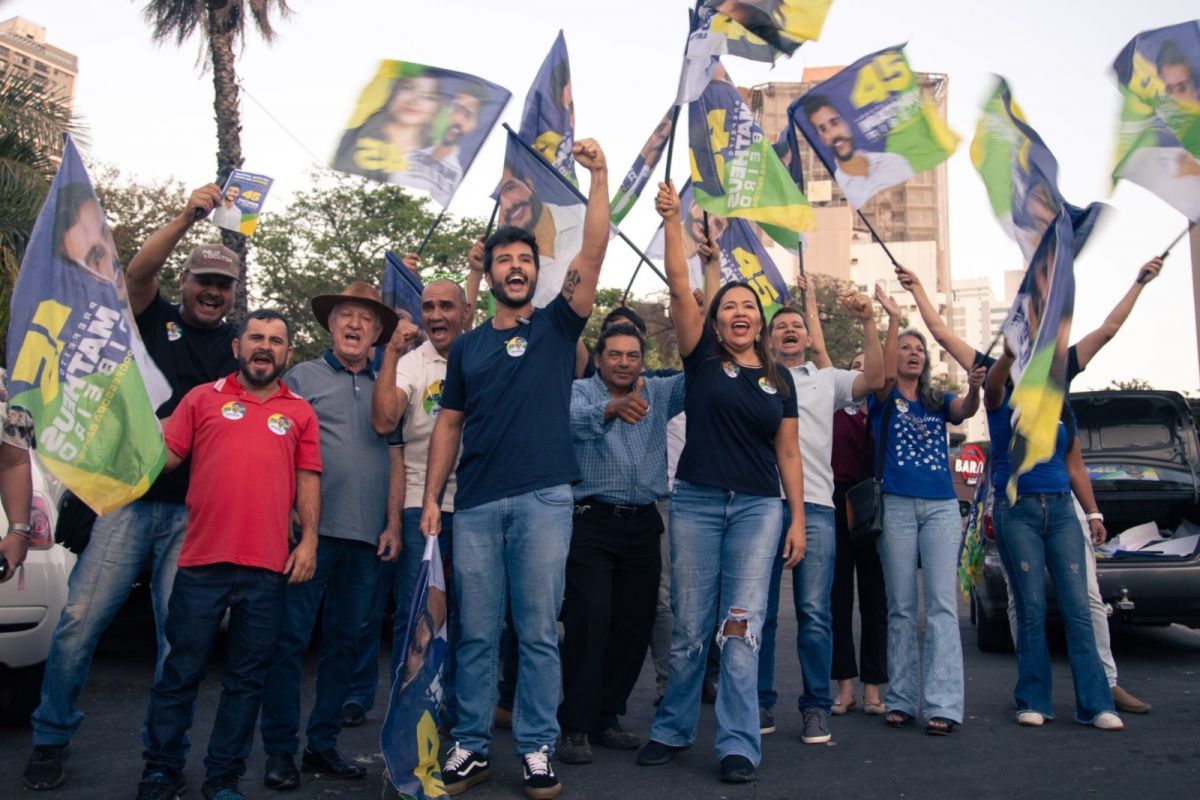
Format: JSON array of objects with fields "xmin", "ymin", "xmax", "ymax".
[{"xmin": 856, "ymin": 209, "xmax": 901, "ymax": 268}]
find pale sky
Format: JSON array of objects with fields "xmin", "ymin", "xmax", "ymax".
[{"xmin": 5, "ymin": 0, "xmax": 1196, "ymax": 392}]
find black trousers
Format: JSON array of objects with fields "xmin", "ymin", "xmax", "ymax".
[
  {"xmin": 830, "ymin": 481, "xmax": 889, "ymax": 684},
  {"xmin": 558, "ymin": 502, "xmax": 663, "ymax": 733}
]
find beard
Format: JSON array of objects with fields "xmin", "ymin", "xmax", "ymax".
[
  {"xmin": 491, "ymin": 272, "xmax": 539, "ymax": 309},
  {"xmin": 238, "ymin": 353, "xmax": 285, "ymax": 388}
]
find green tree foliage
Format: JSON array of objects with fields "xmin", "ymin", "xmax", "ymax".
[
  {"xmin": 252, "ymin": 175, "xmax": 485, "ymax": 362},
  {"xmin": 1107, "ymin": 377, "xmax": 1153, "ymax": 391}
]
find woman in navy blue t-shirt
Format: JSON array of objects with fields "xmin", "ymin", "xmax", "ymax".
[
  {"xmin": 871, "ymin": 329, "xmax": 984, "ymax": 735},
  {"xmin": 636, "ymin": 182, "xmax": 805, "ymax": 784}
]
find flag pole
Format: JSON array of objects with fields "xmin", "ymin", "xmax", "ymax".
[
  {"xmin": 623, "ymin": 257, "xmax": 647, "ymax": 303},
  {"xmin": 797, "ymin": 239, "xmax": 808, "ymax": 311},
  {"xmin": 484, "ymin": 200, "xmax": 500, "ymax": 240},
  {"xmin": 662, "ymin": 105, "xmax": 683, "ymax": 186},
  {"xmin": 415, "ymin": 208, "xmax": 448, "ymax": 257},
  {"xmin": 856, "ymin": 209, "xmax": 901, "ymax": 268}
]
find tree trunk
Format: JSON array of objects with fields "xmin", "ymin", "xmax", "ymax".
[{"xmin": 207, "ymin": 0, "xmax": 248, "ymax": 321}]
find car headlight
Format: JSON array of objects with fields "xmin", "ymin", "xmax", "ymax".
[{"xmin": 28, "ymin": 492, "xmax": 54, "ymax": 549}]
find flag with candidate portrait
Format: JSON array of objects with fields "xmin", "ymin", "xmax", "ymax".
[
  {"xmin": 519, "ymin": 31, "xmax": 577, "ymax": 183},
  {"xmin": 958, "ymin": 458, "xmax": 991, "ymax": 602},
  {"xmin": 383, "ymin": 251, "xmax": 425, "ymax": 330},
  {"xmin": 677, "ymin": 1, "xmax": 833, "ymax": 103},
  {"xmin": 1001, "ymin": 208, "xmax": 1079, "ymax": 504},
  {"xmin": 1111, "ymin": 20, "xmax": 1200, "ymax": 220},
  {"xmin": 611, "ymin": 108, "xmax": 676, "ymax": 224},
  {"xmin": 381, "ymin": 536, "xmax": 450, "ymax": 799},
  {"xmin": 646, "ymin": 181, "xmax": 790, "ymax": 318},
  {"xmin": 790, "ymin": 45, "xmax": 959, "ymax": 211},
  {"xmin": 689, "ymin": 73, "xmax": 814, "ymax": 247},
  {"xmin": 5, "ymin": 135, "xmax": 171, "ymax": 515},
  {"xmin": 332, "ymin": 61, "xmax": 510, "ymax": 206},
  {"xmin": 494, "ymin": 126, "xmax": 588, "ymax": 309}
]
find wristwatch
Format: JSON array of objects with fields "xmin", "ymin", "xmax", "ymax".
[{"xmin": 7, "ymin": 522, "xmax": 32, "ymax": 539}]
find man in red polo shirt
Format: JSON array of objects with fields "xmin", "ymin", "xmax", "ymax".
[{"xmin": 138, "ymin": 309, "xmax": 322, "ymax": 800}]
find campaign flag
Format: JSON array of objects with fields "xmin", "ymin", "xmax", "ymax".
[
  {"xmin": 495, "ymin": 126, "xmax": 588, "ymax": 308},
  {"xmin": 1111, "ymin": 21, "xmax": 1200, "ymax": 220},
  {"xmin": 646, "ymin": 181, "xmax": 790, "ymax": 317},
  {"xmin": 677, "ymin": 1, "xmax": 833, "ymax": 103},
  {"xmin": 383, "ymin": 251, "xmax": 425, "ymax": 329},
  {"xmin": 381, "ymin": 536, "xmax": 450, "ymax": 799},
  {"xmin": 958, "ymin": 458, "xmax": 991, "ymax": 602},
  {"xmin": 790, "ymin": 45, "xmax": 959, "ymax": 211},
  {"xmin": 332, "ymin": 61, "xmax": 511, "ymax": 206},
  {"xmin": 611, "ymin": 109, "xmax": 676, "ymax": 224},
  {"xmin": 1001, "ymin": 208, "xmax": 1081, "ymax": 504},
  {"xmin": 688, "ymin": 74, "xmax": 814, "ymax": 247},
  {"xmin": 5, "ymin": 135, "xmax": 171, "ymax": 515},
  {"xmin": 519, "ymin": 31, "xmax": 577, "ymax": 183},
  {"xmin": 211, "ymin": 170, "xmax": 273, "ymax": 237}
]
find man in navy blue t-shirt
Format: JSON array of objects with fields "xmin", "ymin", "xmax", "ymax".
[{"xmin": 421, "ymin": 139, "xmax": 610, "ymax": 800}]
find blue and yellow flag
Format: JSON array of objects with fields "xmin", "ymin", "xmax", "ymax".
[
  {"xmin": 381, "ymin": 537, "xmax": 450, "ymax": 799},
  {"xmin": 790, "ymin": 45, "xmax": 959, "ymax": 211},
  {"xmin": 689, "ymin": 72, "xmax": 813, "ymax": 247},
  {"xmin": 1001, "ymin": 207, "xmax": 1095, "ymax": 504},
  {"xmin": 1111, "ymin": 20, "xmax": 1200, "ymax": 220},
  {"xmin": 383, "ymin": 251, "xmax": 425, "ymax": 329},
  {"xmin": 5, "ymin": 135, "xmax": 170, "ymax": 515},
  {"xmin": 611, "ymin": 109, "xmax": 675, "ymax": 225},
  {"xmin": 519, "ymin": 31, "xmax": 576, "ymax": 183}
]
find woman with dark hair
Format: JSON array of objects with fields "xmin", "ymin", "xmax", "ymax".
[
  {"xmin": 332, "ymin": 74, "xmax": 441, "ymax": 181},
  {"xmin": 873, "ymin": 328, "xmax": 984, "ymax": 735},
  {"xmin": 984, "ymin": 348, "xmax": 1122, "ymax": 731},
  {"xmin": 637, "ymin": 182, "xmax": 804, "ymax": 784}
]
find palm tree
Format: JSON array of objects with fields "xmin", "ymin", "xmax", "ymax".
[
  {"xmin": 142, "ymin": 0, "xmax": 292, "ymax": 319},
  {"xmin": 0, "ymin": 65, "xmax": 86, "ymax": 360}
]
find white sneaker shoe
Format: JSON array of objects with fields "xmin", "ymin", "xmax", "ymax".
[
  {"xmin": 1092, "ymin": 711, "xmax": 1124, "ymax": 731},
  {"xmin": 1017, "ymin": 711, "xmax": 1045, "ymax": 727}
]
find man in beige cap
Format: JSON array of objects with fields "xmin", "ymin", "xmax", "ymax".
[{"xmin": 25, "ymin": 184, "xmax": 243, "ymax": 792}]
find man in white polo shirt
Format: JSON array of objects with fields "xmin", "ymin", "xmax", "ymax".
[{"xmin": 758, "ymin": 287, "xmax": 887, "ymax": 745}]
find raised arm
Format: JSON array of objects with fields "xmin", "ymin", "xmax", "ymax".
[
  {"xmin": 840, "ymin": 290, "xmax": 882, "ymax": 398},
  {"xmin": 875, "ymin": 284, "xmax": 901, "ymax": 401},
  {"xmin": 948, "ymin": 364, "xmax": 986, "ymax": 422},
  {"xmin": 656, "ymin": 181, "xmax": 704, "ymax": 357},
  {"xmin": 697, "ymin": 230, "xmax": 722, "ymax": 313},
  {"xmin": 1072, "ymin": 256, "xmax": 1163, "ymax": 371},
  {"xmin": 894, "ymin": 263, "xmax": 976, "ymax": 370},
  {"xmin": 799, "ymin": 274, "xmax": 832, "ymax": 369},
  {"xmin": 562, "ymin": 139, "xmax": 610, "ymax": 317},
  {"xmin": 464, "ymin": 238, "xmax": 485, "ymax": 332},
  {"xmin": 371, "ymin": 318, "xmax": 420, "ymax": 435},
  {"xmin": 984, "ymin": 349, "xmax": 1014, "ymax": 412},
  {"xmin": 420, "ymin": 408, "xmax": 465, "ymax": 538},
  {"xmin": 126, "ymin": 184, "xmax": 222, "ymax": 315}
]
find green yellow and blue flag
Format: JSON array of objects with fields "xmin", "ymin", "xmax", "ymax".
[{"xmin": 5, "ymin": 135, "xmax": 170, "ymax": 515}]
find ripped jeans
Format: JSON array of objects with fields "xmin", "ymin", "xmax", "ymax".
[
  {"xmin": 649, "ymin": 481, "xmax": 782, "ymax": 767},
  {"xmin": 993, "ymin": 493, "xmax": 1112, "ymax": 722}
]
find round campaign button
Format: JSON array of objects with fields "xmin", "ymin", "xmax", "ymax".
[
  {"xmin": 506, "ymin": 336, "xmax": 528, "ymax": 358},
  {"xmin": 267, "ymin": 413, "xmax": 291, "ymax": 436},
  {"xmin": 221, "ymin": 401, "xmax": 245, "ymax": 421},
  {"xmin": 759, "ymin": 377, "xmax": 778, "ymax": 394},
  {"xmin": 722, "ymin": 361, "xmax": 740, "ymax": 378}
]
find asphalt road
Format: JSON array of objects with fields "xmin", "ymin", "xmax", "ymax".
[{"xmin": 3, "ymin": 572, "xmax": 1199, "ymax": 800}]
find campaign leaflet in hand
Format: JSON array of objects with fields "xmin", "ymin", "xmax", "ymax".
[{"xmin": 211, "ymin": 170, "xmax": 273, "ymax": 236}]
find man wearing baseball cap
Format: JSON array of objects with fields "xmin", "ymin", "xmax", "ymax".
[
  {"xmin": 258, "ymin": 282, "xmax": 404, "ymax": 790},
  {"xmin": 25, "ymin": 184, "xmax": 242, "ymax": 792}
]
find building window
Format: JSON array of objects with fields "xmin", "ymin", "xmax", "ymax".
[{"xmin": 33, "ymin": 61, "xmax": 48, "ymax": 73}]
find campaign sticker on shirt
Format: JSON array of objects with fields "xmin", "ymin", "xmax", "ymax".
[
  {"xmin": 506, "ymin": 336, "xmax": 528, "ymax": 358},
  {"xmin": 758, "ymin": 377, "xmax": 778, "ymax": 395},
  {"xmin": 895, "ymin": 398, "xmax": 910, "ymax": 413},
  {"xmin": 843, "ymin": 405, "xmax": 860, "ymax": 416},
  {"xmin": 266, "ymin": 413, "xmax": 291, "ymax": 436},
  {"xmin": 165, "ymin": 321, "xmax": 182, "ymax": 342},
  {"xmin": 722, "ymin": 361, "xmax": 740, "ymax": 378},
  {"xmin": 221, "ymin": 401, "xmax": 245, "ymax": 421},
  {"xmin": 423, "ymin": 380, "xmax": 443, "ymax": 418}
]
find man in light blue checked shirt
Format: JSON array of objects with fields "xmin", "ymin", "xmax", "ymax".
[{"xmin": 557, "ymin": 322, "xmax": 685, "ymax": 765}]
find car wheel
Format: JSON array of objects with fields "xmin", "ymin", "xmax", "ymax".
[
  {"xmin": 0, "ymin": 662, "xmax": 46, "ymax": 725},
  {"xmin": 975, "ymin": 604, "xmax": 1014, "ymax": 653}
]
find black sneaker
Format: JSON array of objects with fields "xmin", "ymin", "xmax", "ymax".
[
  {"xmin": 557, "ymin": 732, "xmax": 593, "ymax": 765},
  {"xmin": 635, "ymin": 739, "xmax": 686, "ymax": 766},
  {"xmin": 521, "ymin": 746, "xmax": 561, "ymax": 799},
  {"xmin": 340, "ymin": 702, "xmax": 367, "ymax": 728},
  {"xmin": 442, "ymin": 742, "xmax": 490, "ymax": 796},
  {"xmin": 24, "ymin": 744, "xmax": 68, "ymax": 790},
  {"xmin": 759, "ymin": 707, "xmax": 777, "ymax": 735},
  {"xmin": 135, "ymin": 771, "xmax": 186, "ymax": 800},
  {"xmin": 201, "ymin": 773, "xmax": 244, "ymax": 800},
  {"xmin": 719, "ymin": 755, "xmax": 756, "ymax": 783}
]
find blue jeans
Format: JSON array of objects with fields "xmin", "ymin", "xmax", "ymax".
[
  {"xmin": 758, "ymin": 502, "xmax": 835, "ymax": 712},
  {"xmin": 450, "ymin": 485, "xmax": 573, "ymax": 756},
  {"xmin": 143, "ymin": 564, "xmax": 286, "ymax": 780},
  {"xmin": 650, "ymin": 481, "xmax": 782, "ymax": 767},
  {"xmin": 260, "ymin": 536, "xmax": 381, "ymax": 754},
  {"xmin": 877, "ymin": 495, "xmax": 963, "ymax": 724},
  {"xmin": 32, "ymin": 500, "xmax": 188, "ymax": 747},
  {"xmin": 342, "ymin": 558, "xmax": 395, "ymax": 713},
  {"xmin": 993, "ymin": 493, "xmax": 1113, "ymax": 722}
]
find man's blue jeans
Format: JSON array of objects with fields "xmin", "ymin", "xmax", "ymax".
[
  {"xmin": 450, "ymin": 485, "xmax": 572, "ymax": 756},
  {"xmin": 260, "ymin": 536, "xmax": 381, "ymax": 754},
  {"xmin": 143, "ymin": 564, "xmax": 286, "ymax": 781},
  {"xmin": 650, "ymin": 481, "xmax": 782, "ymax": 768},
  {"xmin": 32, "ymin": 500, "xmax": 188, "ymax": 747},
  {"xmin": 877, "ymin": 495, "xmax": 963, "ymax": 724},
  {"xmin": 758, "ymin": 502, "xmax": 836, "ymax": 712},
  {"xmin": 993, "ymin": 493, "xmax": 1113, "ymax": 722}
]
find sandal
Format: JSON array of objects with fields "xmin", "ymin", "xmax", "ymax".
[
  {"xmin": 926, "ymin": 717, "xmax": 957, "ymax": 736},
  {"xmin": 885, "ymin": 710, "xmax": 914, "ymax": 727},
  {"xmin": 863, "ymin": 698, "xmax": 886, "ymax": 716},
  {"xmin": 831, "ymin": 698, "xmax": 856, "ymax": 716}
]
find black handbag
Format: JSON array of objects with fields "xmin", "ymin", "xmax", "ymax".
[
  {"xmin": 846, "ymin": 397, "xmax": 893, "ymax": 547},
  {"xmin": 55, "ymin": 490, "xmax": 97, "ymax": 555}
]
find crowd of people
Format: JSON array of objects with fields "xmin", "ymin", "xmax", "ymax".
[{"xmin": 0, "ymin": 140, "xmax": 1167, "ymax": 800}]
